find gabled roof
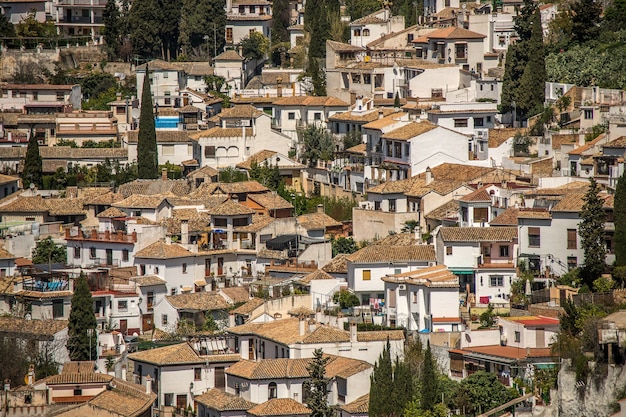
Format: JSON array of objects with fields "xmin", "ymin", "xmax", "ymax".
[
  {"xmin": 127, "ymin": 130, "xmax": 193, "ymax": 143},
  {"xmin": 85, "ymin": 379, "xmax": 157, "ymax": 417},
  {"xmin": 231, "ymin": 297, "xmax": 265, "ymax": 315},
  {"xmin": 248, "ymin": 398, "xmax": 311, "ymax": 417},
  {"xmin": 372, "ymin": 233, "xmax": 418, "ymax": 246},
  {"xmin": 273, "ymin": 96, "xmax": 349, "ymax": 107},
  {"xmin": 247, "ymin": 193, "xmax": 294, "ymax": 210},
  {"xmin": 381, "ymin": 121, "xmax": 438, "ymax": 140},
  {"xmin": 215, "ymin": 50, "xmax": 244, "ymax": 61},
  {"xmin": 0, "ymin": 317, "xmax": 67, "ymax": 338},
  {"xmin": 346, "ymin": 245, "xmax": 436, "ymax": 263},
  {"xmin": 351, "ymin": 9, "xmax": 386, "ymax": 25},
  {"xmin": 195, "ymin": 389, "xmax": 255, "ymax": 411},
  {"xmin": 297, "ymin": 212, "xmax": 342, "ymax": 230},
  {"xmin": 460, "ymin": 187, "xmax": 491, "ymax": 202},
  {"xmin": 326, "ymin": 40, "xmax": 365, "ymax": 52},
  {"xmin": 300, "ymin": 269, "xmax": 335, "ymax": 284},
  {"xmin": 112, "ymin": 194, "xmax": 172, "ymax": 209},
  {"xmin": 190, "ymin": 181, "xmax": 270, "ymax": 197},
  {"xmin": 129, "ymin": 342, "xmax": 203, "ymax": 365},
  {"xmin": 216, "ymin": 104, "xmax": 264, "ymax": 119},
  {"xmin": 382, "ymin": 264, "xmax": 458, "ymax": 288},
  {"xmin": 340, "ymin": 394, "xmax": 369, "ymax": 414},
  {"xmin": 413, "ymin": 26, "xmax": 486, "ymax": 41},
  {"xmin": 97, "ymin": 207, "xmax": 127, "ymax": 218},
  {"xmin": 438, "ymin": 226, "xmax": 517, "ymax": 242},
  {"xmin": 208, "ymin": 199, "xmax": 256, "ymax": 216},
  {"xmin": 321, "ymin": 254, "xmax": 350, "ymax": 274},
  {"xmin": 134, "ymin": 240, "xmax": 194, "ymax": 259},
  {"xmin": 166, "ymin": 291, "xmax": 232, "ymax": 311}
]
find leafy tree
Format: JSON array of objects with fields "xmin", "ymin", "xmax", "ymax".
[
  {"xmin": 331, "ymin": 236, "xmax": 358, "ymax": 257},
  {"xmin": 512, "ymin": 132, "xmax": 532, "ymax": 155},
  {"xmin": 393, "ymin": 357, "xmax": 413, "ymax": 413},
  {"xmin": 579, "ymin": 177, "xmax": 606, "ymax": 288},
  {"xmin": 479, "ymin": 304, "xmax": 496, "ymax": 327},
  {"xmin": 421, "ymin": 342, "xmax": 439, "ymax": 411},
  {"xmin": 604, "ymin": 0, "xmax": 626, "ymax": 31},
  {"xmin": 67, "ymin": 274, "xmax": 97, "ymax": 361},
  {"xmin": 271, "ymin": 0, "xmax": 290, "ymax": 45},
  {"xmin": 369, "ymin": 340, "xmax": 394, "ymax": 417},
  {"xmin": 392, "ymin": 0, "xmax": 422, "ymax": 27},
  {"xmin": 615, "ymin": 174, "xmax": 626, "ymax": 266},
  {"xmin": 342, "ymin": 130, "xmax": 362, "ymax": 150},
  {"xmin": 248, "ymin": 160, "xmax": 282, "ymax": 190},
  {"xmin": 0, "ymin": 12, "xmax": 15, "ymax": 38},
  {"xmin": 23, "ymin": 132, "xmax": 42, "ymax": 188},
  {"xmin": 456, "ymin": 371, "xmax": 517, "ymax": 415},
  {"xmin": 332, "ymin": 289, "xmax": 360, "ymax": 309},
  {"xmin": 32, "ymin": 237, "xmax": 67, "ymax": 264},
  {"xmin": 308, "ymin": 57, "xmax": 326, "ymax": 96},
  {"xmin": 137, "ymin": 67, "xmax": 158, "ymax": 178},
  {"xmin": 159, "ymin": 0, "xmax": 182, "ymax": 60},
  {"xmin": 178, "ymin": 0, "xmax": 225, "ymax": 59},
  {"xmin": 219, "ymin": 167, "xmax": 248, "ymax": 183},
  {"xmin": 404, "ymin": 402, "xmax": 447, "ymax": 417},
  {"xmin": 102, "ymin": 0, "xmax": 121, "ymax": 59},
  {"xmin": 345, "ymin": 0, "xmax": 379, "ymax": 20},
  {"xmin": 15, "ymin": 10, "xmax": 56, "ymax": 38},
  {"xmin": 81, "ymin": 72, "xmax": 118, "ymax": 101},
  {"xmin": 304, "ymin": 349, "xmax": 333, "ymax": 417},
  {"xmin": 593, "ymin": 276, "xmax": 614, "ymax": 292},
  {"xmin": 302, "ymin": 125, "xmax": 335, "ymax": 166},
  {"xmin": 570, "ymin": 0, "xmax": 602, "ymax": 45},
  {"xmin": 128, "ymin": 0, "xmax": 162, "ymax": 58},
  {"xmin": 240, "ymin": 32, "xmax": 269, "ymax": 60}
]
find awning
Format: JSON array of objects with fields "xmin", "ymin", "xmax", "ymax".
[
  {"xmin": 451, "ymin": 269, "xmax": 474, "ymax": 274},
  {"xmin": 194, "ymin": 280, "xmax": 207, "ymax": 287},
  {"xmin": 535, "ymin": 363, "xmax": 557, "ymax": 369},
  {"xmin": 266, "ymin": 234, "xmax": 297, "ymax": 251}
]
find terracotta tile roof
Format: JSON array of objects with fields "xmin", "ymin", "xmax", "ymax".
[
  {"xmin": 118, "ymin": 179, "xmax": 191, "ymax": 198},
  {"xmin": 13, "ymin": 289, "xmax": 73, "ymax": 299},
  {"xmin": 326, "ymin": 40, "xmax": 366, "ymax": 52},
  {"xmin": 82, "ymin": 191, "xmax": 124, "ymax": 205},
  {"xmin": 413, "ymin": 26, "xmax": 486, "ymax": 40},
  {"xmin": 231, "ymin": 297, "xmax": 265, "ymax": 315},
  {"xmin": 229, "ymin": 318, "xmax": 360, "ymax": 345},
  {"xmin": 273, "ymin": 96, "xmax": 349, "ymax": 107},
  {"xmin": 226, "ymin": 355, "xmax": 371, "ymax": 380},
  {"xmin": 321, "ymin": 254, "xmax": 350, "ymax": 274},
  {"xmin": 61, "ymin": 361, "xmax": 95, "ymax": 374},
  {"xmin": 97, "ymin": 207, "xmax": 127, "ymax": 218},
  {"xmin": 248, "ymin": 398, "xmax": 311, "ymax": 416},
  {"xmin": 551, "ymin": 133, "xmax": 577, "ymax": 150},
  {"xmin": 288, "ymin": 306, "xmax": 315, "ymax": 316},
  {"xmin": 489, "ymin": 208, "xmax": 519, "ymax": 226},
  {"xmin": 46, "ymin": 371, "xmax": 112, "ymax": 385},
  {"xmin": 87, "ymin": 382, "xmax": 156, "ymax": 417},
  {"xmin": 233, "ymin": 214, "xmax": 275, "ymax": 233},
  {"xmin": 0, "ymin": 196, "xmax": 86, "ymax": 215},
  {"xmin": 346, "ymin": 143, "xmax": 367, "ymax": 154},
  {"xmin": 193, "ymin": 127, "xmax": 255, "ymax": 139},
  {"xmin": 112, "ymin": 194, "xmax": 171, "ymax": 209},
  {"xmin": 130, "ymin": 275, "xmax": 166, "ymax": 286},
  {"xmin": 0, "ymin": 247, "xmax": 16, "ymax": 259},
  {"xmin": 366, "ymin": 176, "xmax": 416, "ymax": 194},
  {"xmin": 0, "ymin": 317, "xmax": 67, "ymax": 338},
  {"xmin": 603, "ymin": 136, "xmax": 626, "ymax": 148},
  {"xmin": 438, "ymin": 226, "xmax": 517, "ymax": 242},
  {"xmin": 297, "ymin": 212, "xmax": 341, "ymax": 230},
  {"xmin": 128, "ymin": 342, "xmax": 206, "ymax": 365},
  {"xmin": 161, "ymin": 209, "xmax": 210, "ymax": 235},
  {"xmin": 300, "ymin": 269, "xmax": 334, "ymax": 284},
  {"xmin": 188, "ymin": 165, "xmax": 219, "ymax": 178},
  {"xmin": 551, "ymin": 192, "xmax": 612, "ymax": 212},
  {"xmin": 428, "ymin": 163, "xmax": 496, "ymax": 182},
  {"xmin": 329, "ymin": 107, "xmax": 397, "ymax": 123},
  {"xmin": 515, "ymin": 209, "xmax": 551, "ymax": 219},
  {"xmin": 351, "ymin": 9, "xmax": 386, "ymax": 24},
  {"xmin": 357, "ymin": 330, "xmax": 405, "ymax": 342},
  {"xmin": 526, "ymin": 181, "xmax": 589, "ymax": 196},
  {"xmin": 215, "ymin": 50, "xmax": 244, "ymax": 60},
  {"xmin": 381, "ymin": 121, "xmax": 438, "ymax": 140},
  {"xmin": 372, "ymin": 233, "xmax": 418, "ymax": 246},
  {"xmin": 219, "ymin": 286, "xmax": 250, "ymax": 304},
  {"xmin": 501, "ymin": 315, "xmax": 559, "ymax": 327},
  {"xmin": 191, "ymin": 181, "xmax": 269, "ymax": 197},
  {"xmin": 248, "ymin": 193, "xmax": 294, "ymax": 210},
  {"xmin": 340, "ymin": 394, "xmax": 369, "ymax": 414},
  {"xmin": 460, "ymin": 187, "xmax": 491, "ymax": 202},
  {"xmin": 166, "ymin": 291, "xmax": 231, "ymax": 311},
  {"xmin": 195, "ymin": 389, "xmax": 255, "ymax": 411},
  {"xmin": 217, "ymin": 104, "xmax": 264, "ymax": 119},
  {"xmin": 208, "ymin": 199, "xmax": 256, "ymax": 216},
  {"xmin": 235, "ymin": 150, "xmax": 277, "ymax": 169},
  {"xmin": 347, "ymin": 244, "xmax": 435, "ymax": 263},
  {"xmin": 424, "ymin": 199, "xmax": 459, "ymax": 221},
  {"xmin": 134, "ymin": 240, "xmax": 194, "ymax": 259},
  {"xmin": 458, "ymin": 345, "xmax": 553, "ymax": 360},
  {"xmin": 127, "ymin": 130, "xmax": 194, "ymax": 143},
  {"xmin": 362, "ymin": 113, "xmax": 407, "ymax": 130},
  {"xmin": 382, "ymin": 264, "xmax": 458, "ymax": 288}
]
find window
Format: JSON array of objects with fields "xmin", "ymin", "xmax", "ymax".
[
  {"xmin": 226, "ymin": 27, "xmax": 233, "ymax": 43},
  {"xmin": 567, "ymin": 256, "xmax": 577, "ymax": 271},
  {"xmin": 164, "ymin": 91, "xmax": 171, "ymax": 105},
  {"xmin": 362, "ymin": 270, "xmax": 371, "ymax": 281},
  {"xmin": 363, "ymin": 28, "xmax": 370, "ymax": 36},
  {"xmin": 122, "ymin": 249, "xmax": 129, "ymax": 262},
  {"xmin": 154, "ymin": 267, "xmax": 159, "ymax": 274},
  {"xmin": 528, "ymin": 227, "xmax": 541, "ymax": 247},
  {"xmin": 32, "ymin": 92, "xmax": 38, "ymax": 101},
  {"xmin": 314, "ymin": 112, "xmax": 322, "ymax": 120},
  {"xmin": 446, "ymin": 246, "xmax": 453, "ymax": 255},
  {"xmin": 56, "ymin": 92, "xmax": 64, "ymax": 101},
  {"xmin": 474, "ymin": 207, "xmax": 488, "ymax": 222},
  {"xmin": 162, "ymin": 314, "xmax": 168, "ymax": 325},
  {"xmin": 514, "ymin": 331, "xmax": 521, "ymax": 342},
  {"xmin": 268, "ymin": 382, "xmax": 277, "ymax": 399},
  {"xmin": 118, "ymin": 300, "xmax": 128, "ymax": 311},
  {"xmin": 363, "ymin": 73, "xmax": 371, "ymax": 84},
  {"xmin": 238, "ymin": 5, "xmax": 244, "ymax": 13},
  {"xmin": 53, "ymin": 300, "xmax": 64, "ymax": 318},
  {"xmin": 162, "ymin": 145, "xmax": 175, "ymax": 155},
  {"xmin": 288, "ymin": 112, "xmax": 295, "ymax": 120},
  {"xmin": 73, "ymin": 246, "xmax": 80, "ymax": 259},
  {"xmin": 171, "ymin": 288, "xmax": 176, "ymax": 296},
  {"xmin": 194, "ymin": 368, "xmax": 201, "ymax": 381},
  {"xmin": 89, "ymin": 247, "xmax": 97, "ymax": 259},
  {"xmin": 499, "ymin": 245, "xmax": 509, "ymax": 257},
  {"xmin": 249, "ymin": 5, "xmax": 255, "ymax": 12},
  {"xmin": 567, "ymin": 229, "xmax": 577, "ymax": 249},
  {"xmin": 389, "ymin": 199, "xmax": 396, "ymax": 212},
  {"xmin": 584, "ymin": 109, "xmax": 593, "ymax": 119},
  {"xmin": 354, "ymin": 29, "xmax": 361, "ymax": 36},
  {"xmin": 374, "ymin": 201, "xmax": 381, "ymax": 211},
  {"xmin": 205, "ymin": 146, "xmax": 216, "ymax": 157},
  {"xmin": 74, "ymin": 387, "xmax": 82, "ymax": 396},
  {"xmin": 454, "ymin": 119, "xmax": 468, "ymax": 128},
  {"xmin": 455, "ymin": 43, "xmax": 467, "ymax": 59},
  {"xmin": 182, "ymin": 263, "xmax": 187, "ymax": 273},
  {"xmin": 490, "ymin": 275, "xmax": 504, "ymax": 287},
  {"xmin": 474, "ymin": 117, "xmax": 484, "ymax": 127},
  {"xmin": 11, "ymin": 90, "xmax": 17, "ymax": 98}
]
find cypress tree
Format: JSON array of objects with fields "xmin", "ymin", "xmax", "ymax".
[
  {"xmin": 615, "ymin": 174, "xmax": 626, "ymax": 266},
  {"xmin": 102, "ymin": 0, "xmax": 121, "ymax": 59},
  {"xmin": 516, "ymin": 7, "xmax": 545, "ymax": 118},
  {"xmin": 579, "ymin": 177, "xmax": 606, "ymax": 288},
  {"xmin": 67, "ymin": 274, "xmax": 97, "ymax": 361},
  {"xmin": 304, "ymin": 349, "xmax": 333, "ymax": 417},
  {"xmin": 392, "ymin": 356, "xmax": 413, "ymax": 414},
  {"xmin": 420, "ymin": 341, "xmax": 438, "ymax": 411},
  {"xmin": 23, "ymin": 131, "xmax": 42, "ymax": 189},
  {"xmin": 369, "ymin": 339, "xmax": 394, "ymax": 417},
  {"xmin": 137, "ymin": 66, "xmax": 158, "ymax": 179}
]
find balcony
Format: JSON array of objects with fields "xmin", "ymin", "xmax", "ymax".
[{"xmin": 57, "ymin": 0, "xmax": 108, "ymax": 6}]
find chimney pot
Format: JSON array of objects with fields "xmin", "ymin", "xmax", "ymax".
[
  {"xmin": 161, "ymin": 168, "xmax": 168, "ymax": 181},
  {"xmin": 299, "ymin": 318, "xmax": 305, "ymax": 336},
  {"xmin": 350, "ymin": 322, "xmax": 357, "ymax": 342}
]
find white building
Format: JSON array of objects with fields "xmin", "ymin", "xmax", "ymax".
[
  {"xmin": 349, "ymin": 9, "xmax": 405, "ymax": 48},
  {"xmin": 225, "ymin": 0, "xmax": 272, "ymax": 47}
]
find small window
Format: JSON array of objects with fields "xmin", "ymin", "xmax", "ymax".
[
  {"xmin": 446, "ymin": 246, "xmax": 453, "ymax": 255},
  {"xmin": 162, "ymin": 145, "xmax": 175, "ymax": 155},
  {"xmin": 163, "ymin": 72, "xmax": 169, "ymax": 79},
  {"xmin": 32, "ymin": 92, "xmax": 38, "ymax": 101},
  {"xmin": 122, "ymin": 249, "xmax": 129, "ymax": 262},
  {"xmin": 118, "ymin": 300, "xmax": 128, "ymax": 311},
  {"xmin": 514, "ymin": 331, "xmax": 521, "ymax": 342},
  {"xmin": 454, "ymin": 119, "xmax": 469, "ymax": 128},
  {"xmin": 268, "ymin": 382, "xmax": 277, "ymax": 399},
  {"xmin": 354, "ymin": 29, "xmax": 361, "ymax": 36},
  {"xmin": 567, "ymin": 229, "xmax": 577, "ymax": 249},
  {"xmin": 73, "ymin": 246, "xmax": 80, "ymax": 259},
  {"xmin": 567, "ymin": 256, "xmax": 577, "ymax": 271},
  {"xmin": 528, "ymin": 227, "xmax": 541, "ymax": 247},
  {"xmin": 194, "ymin": 368, "xmax": 201, "ymax": 381},
  {"xmin": 314, "ymin": 112, "xmax": 322, "ymax": 120},
  {"xmin": 474, "ymin": 118, "xmax": 484, "ymax": 127},
  {"xmin": 490, "ymin": 275, "xmax": 504, "ymax": 287},
  {"xmin": 171, "ymin": 288, "xmax": 176, "ymax": 296},
  {"xmin": 89, "ymin": 247, "xmax": 97, "ymax": 259},
  {"xmin": 288, "ymin": 112, "xmax": 295, "ymax": 120},
  {"xmin": 238, "ymin": 5, "xmax": 244, "ymax": 13},
  {"xmin": 584, "ymin": 109, "xmax": 593, "ymax": 119},
  {"xmin": 182, "ymin": 263, "xmax": 187, "ymax": 274},
  {"xmin": 362, "ymin": 270, "xmax": 371, "ymax": 281},
  {"xmin": 56, "ymin": 92, "xmax": 64, "ymax": 101},
  {"xmin": 162, "ymin": 314, "xmax": 168, "ymax": 325},
  {"xmin": 73, "ymin": 387, "xmax": 82, "ymax": 396},
  {"xmin": 499, "ymin": 245, "xmax": 509, "ymax": 257},
  {"xmin": 389, "ymin": 199, "xmax": 396, "ymax": 212},
  {"xmin": 363, "ymin": 28, "xmax": 370, "ymax": 36}
]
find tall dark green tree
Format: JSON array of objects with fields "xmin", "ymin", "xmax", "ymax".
[
  {"xmin": 304, "ymin": 349, "xmax": 333, "ymax": 417},
  {"xmin": 516, "ymin": 7, "xmax": 545, "ymax": 118},
  {"xmin": 102, "ymin": 0, "xmax": 121, "ymax": 59},
  {"xmin": 271, "ymin": 0, "xmax": 290, "ymax": 45},
  {"xmin": 67, "ymin": 274, "xmax": 97, "ymax": 361},
  {"xmin": 420, "ymin": 341, "xmax": 439, "ymax": 411},
  {"xmin": 369, "ymin": 340, "xmax": 394, "ymax": 417},
  {"xmin": 178, "ymin": 0, "xmax": 225, "ymax": 58},
  {"xmin": 137, "ymin": 68, "xmax": 158, "ymax": 178},
  {"xmin": 392, "ymin": 356, "xmax": 413, "ymax": 413},
  {"xmin": 128, "ymin": 0, "xmax": 162, "ymax": 58},
  {"xmin": 23, "ymin": 132, "xmax": 42, "ymax": 188},
  {"xmin": 570, "ymin": 0, "xmax": 602, "ymax": 45},
  {"xmin": 579, "ymin": 177, "xmax": 606, "ymax": 288},
  {"xmin": 615, "ymin": 174, "xmax": 626, "ymax": 266}
]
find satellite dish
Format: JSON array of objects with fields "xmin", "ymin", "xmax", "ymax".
[{"xmin": 131, "ymin": 108, "xmax": 141, "ymax": 119}]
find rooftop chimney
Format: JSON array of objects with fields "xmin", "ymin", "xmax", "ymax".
[
  {"xmin": 277, "ymin": 77, "xmax": 283, "ymax": 97},
  {"xmin": 308, "ymin": 318, "xmax": 316, "ymax": 333},
  {"xmin": 161, "ymin": 168, "xmax": 168, "ymax": 181},
  {"xmin": 145, "ymin": 374, "xmax": 152, "ymax": 395},
  {"xmin": 229, "ymin": 313, "xmax": 235, "ymax": 328},
  {"xmin": 181, "ymin": 220, "xmax": 189, "ymax": 245},
  {"xmin": 378, "ymin": 109, "xmax": 384, "ymax": 119},
  {"xmin": 317, "ymin": 204, "xmax": 324, "ymax": 214},
  {"xmin": 425, "ymin": 166, "xmax": 433, "ymax": 185},
  {"xmin": 350, "ymin": 322, "xmax": 357, "ymax": 343},
  {"xmin": 299, "ymin": 317, "xmax": 306, "ymax": 336}
]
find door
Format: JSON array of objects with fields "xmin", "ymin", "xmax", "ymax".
[
  {"xmin": 142, "ymin": 314, "xmax": 153, "ymax": 332},
  {"xmin": 106, "ymin": 249, "xmax": 113, "ymax": 266},
  {"xmin": 217, "ymin": 257, "xmax": 224, "ymax": 275},
  {"xmin": 120, "ymin": 319, "xmax": 127, "ymax": 335},
  {"xmin": 176, "ymin": 394, "xmax": 187, "ymax": 409},
  {"xmin": 205, "ymin": 258, "xmax": 211, "ymax": 277},
  {"xmin": 214, "ymin": 367, "xmax": 225, "ymax": 388},
  {"xmin": 536, "ymin": 328, "xmax": 546, "ymax": 347}
]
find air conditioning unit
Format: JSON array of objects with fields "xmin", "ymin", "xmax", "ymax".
[{"xmin": 398, "ymin": 284, "xmax": 406, "ymax": 290}]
